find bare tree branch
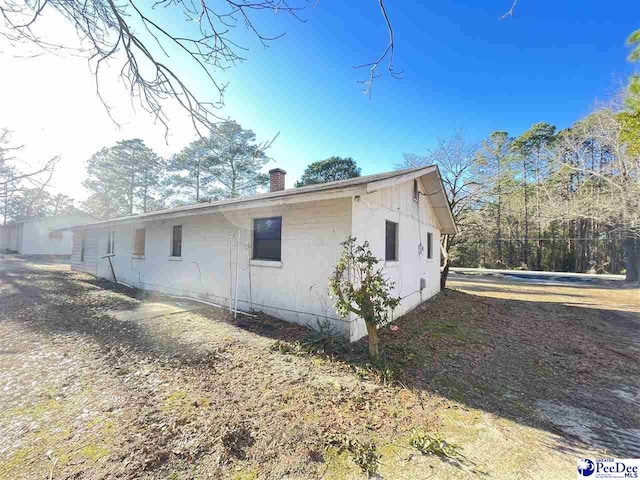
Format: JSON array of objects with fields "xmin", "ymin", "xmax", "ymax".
[
  {"xmin": 353, "ymin": 0, "xmax": 403, "ymax": 99},
  {"xmin": 499, "ymin": 0, "xmax": 519, "ymax": 20},
  {"xmin": 0, "ymin": 0, "xmax": 306, "ymax": 138}
]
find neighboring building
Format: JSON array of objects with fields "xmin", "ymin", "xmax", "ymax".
[
  {"xmin": 67, "ymin": 166, "xmax": 456, "ymax": 341},
  {"xmin": 0, "ymin": 214, "xmax": 96, "ymax": 255}
]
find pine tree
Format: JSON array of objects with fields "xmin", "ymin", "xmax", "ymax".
[
  {"xmin": 295, "ymin": 157, "xmax": 361, "ymax": 187},
  {"xmin": 164, "ymin": 121, "xmax": 269, "ymax": 204},
  {"xmin": 83, "ymin": 139, "xmax": 164, "ymax": 218}
]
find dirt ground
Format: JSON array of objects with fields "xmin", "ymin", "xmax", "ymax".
[{"xmin": 0, "ymin": 257, "xmax": 638, "ymax": 480}]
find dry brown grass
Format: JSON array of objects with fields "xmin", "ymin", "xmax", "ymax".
[{"xmin": 1, "ymin": 258, "xmax": 638, "ymax": 479}]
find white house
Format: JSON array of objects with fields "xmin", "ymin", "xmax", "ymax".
[
  {"xmin": 0, "ymin": 214, "xmax": 96, "ymax": 255},
  {"xmin": 67, "ymin": 166, "xmax": 456, "ymax": 341}
]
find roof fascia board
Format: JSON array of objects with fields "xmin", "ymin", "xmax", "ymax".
[
  {"xmin": 366, "ymin": 166, "xmax": 436, "ymax": 194},
  {"xmin": 431, "ymin": 166, "xmax": 457, "ymax": 235},
  {"xmin": 67, "ymin": 185, "xmax": 367, "ymax": 230},
  {"xmin": 365, "ymin": 165, "xmax": 457, "ymax": 235}
]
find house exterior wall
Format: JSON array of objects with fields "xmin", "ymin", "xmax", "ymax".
[
  {"xmin": 349, "ymin": 178, "xmax": 441, "ymax": 341},
  {"xmin": 72, "ymin": 198, "xmax": 353, "ymax": 336},
  {"xmin": 0, "ymin": 223, "xmax": 19, "ymax": 251},
  {"xmin": 71, "ymin": 229, "xmax": 99, "ymax": 275},
  {"xmin": 69, "ymin": 179, "xmax": 445, "ymax": 342},
  {"xmin": 19, "ymin": 215, "xmax": 95, "ymax": 255}
]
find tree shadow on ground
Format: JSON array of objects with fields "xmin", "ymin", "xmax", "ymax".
[
  {"xmin": 240, "ymin": 286, "xmax": 640, "ymax": 459},
  {"xmin": 2, "ymin": 257, "xmax": 639, "ymax": 463},
  {"xmin": 0, "ymin": 260, "xmax": 224, "ymax": 365}
]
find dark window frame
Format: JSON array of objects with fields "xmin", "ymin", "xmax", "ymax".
[
  {"xmin": 413, "ymin": 179, "xmax": 419, "ymax": 202},
  {"xmin": 171, "ymin": 225, "xmax": 183, "ymax": 257},
  {"xmin": 80, "ymin": 235, "xmax": 86, "ymax": 263},
  {"xmin": 427, "ymin": 232, "xmax": 433, "ymax": 259},
  {"xmin": 253, "ymin": 216, "xmax": 282, "ymax": 261},
  {"xmin": 385, "ymin": 220, "xmax": 398, "ymax": 262},
  {"xmin": 106, "ymin": 230, "xmax": 115, "ymax": 255},
  {"xmin": 133, "ymin": 228, "xmax": 146, "ymax": 256},
  {"xmin": 49, "ymin": 228, "xmax": 63, "ymax": 241}
]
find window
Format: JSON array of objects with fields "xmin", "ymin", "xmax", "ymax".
[
  {"xmin": 80, "ymin": 235, "xmax": 86, "ymax": 263},
  {"xmin": 385, "ymin": 220, "xmax": 398, "ymax": 261},
  {"xmin": 413, "ymin": 179, "xmax": 419, "ymax": 202},
  {"xmin": 106, "ymin": 230, "xmax": 115, "ymax": 254},
  {"xmin": 49, "ymin": 228, "xmax": 63, "ymax": 241},
  {"xmin": 427, "ymin": 232, "xmax": 433, "ymax": 259},
  {"xmin": 133, "ymin": 228, "xmax": 146, "ymax": 256},
  {"xmin": 253, "ymin": 217, "xmax": 282, "ymax": 261},
  {"xmin": 171, "ymin": 225, "xmax": 182, "ymax": 257}
]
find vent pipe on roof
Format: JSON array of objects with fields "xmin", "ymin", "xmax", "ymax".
[{"xmin": 269, "ymin": 168, "xmax": 286, "ymax": 192}]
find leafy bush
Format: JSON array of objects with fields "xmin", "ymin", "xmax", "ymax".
[{"xmin": 329, "ymin": 237, "xmax": 401, "ymax": 360}]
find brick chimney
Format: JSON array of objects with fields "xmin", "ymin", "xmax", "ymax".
[{"xmin": 269, "ymin": 168, "xmax": 286, "ymax": 192}]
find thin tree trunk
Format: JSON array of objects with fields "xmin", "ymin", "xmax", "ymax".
[
  {"xmin": 143, "ymin": 168, "xmax": 148, "ymax": 213},
  {"xmin": 195, "ymin": 158, "xmax": 201, "ymax": 202},
  {"xmin": 441, "ymin": 261, "xmax": 450, "ymax": 290},
  {"xmin": 623, "ymin": 237, "xmax": 639, "ymax": 283},
  {"xmin": 535, "ymin": 147, "xmax": 542, "ymax": 270},
  {"xmin": 523, "ymin": 157, "xmax": 529, "ymax": 267},
  {"xmin": 2, "ymin": 183, "xmax": 7, "ymax": 225},
  {"xmin": 129, "ymin": 156, "xmax": 135, "ymax": 215},
  {"xmin": 365, "ymin": 321, "xmax": 379, "ymax": 361},
  {"xmin": 496, "ymin": 184, "xmax": 502, "ymax": 263},
  {"xmin": 440, "ymin": 234, "xmax": 451, "ymax": 289}
]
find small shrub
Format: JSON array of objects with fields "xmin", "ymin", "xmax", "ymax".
[
  {"xmin": 221, "ymin": 424, "xmax": 254, "ymax": 460},
  {"xmin": 409, "ymin": 430, "xmax": 464, "ymax": 460},
  {"xmin": 269, "ymin": 320, "xmax": 347, "ymax": 358},
  {"xmin": 352, "ymin": 362, "xmax": 397, "ymax": 385},
  {"xmin": 326, "ymin": 434, "xmax": 381, "ymax": 476},
  {"xmin": 301, "ymin": 319, "xmax": 347, "ymax": 355},
  {"xmin": 270, "ymin": 340, "xmax": 305, "ymax": 355}
]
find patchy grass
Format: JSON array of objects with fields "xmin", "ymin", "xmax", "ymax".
[{"xmin": 1, "ymin": 257, "xmax": 639, "ymax": 479}]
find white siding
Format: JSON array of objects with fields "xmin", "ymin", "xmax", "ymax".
[
  {"xmin": 3, "ymin": 215, "xmax": 95, "ymax": 255},
  {"xmin": 71, "ymin": 229, "xmax": 99, "ymax": 275},
  {"xmin": 82, "ymin": 198, "xmax": 353, "ymax": 336},
  {"xmin": 350, "ymin": 178, "xmax": 442, "ymax": 341},
  {"xmin": 0, "ymin": 223, "xmax": 19, "ymax": 251},
  {"xmin": 70, "ymin": 181, "xmax": 446, "ymax": 342}
]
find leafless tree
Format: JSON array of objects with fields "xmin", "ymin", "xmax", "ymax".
[
  {"xmin": 399, "ymin": 130, "xmax": 481, "ymax": 288},
  {"xmin": 0, "ymin": 0, "xmax": 408, "ymax": 137},
  {"xmin": 354, "ymin": 0, "xmax": 403, "ymax": 99},
  {"xmin": 0, "ymin": 0, "xmax": 308, "ymax": 137},
  {"xmin": 542, "ymin": 108, "xmax": 640, "ymax": 281},
  {"xmin": 0, "ymin": 128, "xmax": 58, "ymax": 224}
]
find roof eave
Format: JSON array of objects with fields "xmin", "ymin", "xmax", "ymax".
[
  {"xmin": 367, "ymin": 165, "xmax": 457, "ymax": 235},
  {"xmin": 63, "ymin": 184, "xmax": 368, "ymax": 231}
]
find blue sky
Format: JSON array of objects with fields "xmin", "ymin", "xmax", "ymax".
[
  {"xmin": 194, "ymin": 0, "xmax": 638, "ymax": 179},
  {"xmin": 0, "ymin": 0, "xmax": 638, "ymax": 196}
]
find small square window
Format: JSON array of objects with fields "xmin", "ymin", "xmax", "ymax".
[
  {"xmin": 385, "ymin": 220, "xmax": 398, "ymax": 261},
  {"xmin": 253, "ymin": 217, "xmax": 282, "ymax": 261},
  {"xmin": 49, "ymin": 228, "xmax": 63, "ymax": 241},
  {"xmin": 171, "ymin": 225, "xmax": 182, "ymax": 257},
  {"xmin": 133, "ymin": 228, "xmax": 145, "ymax": 256},
  {"xmin": 427, "ymin": 232, "xmax": 433, "ymax": 259},
  {"xmin": 106, "ymin": 230, "xmax": 115, "ymax": 254}
]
